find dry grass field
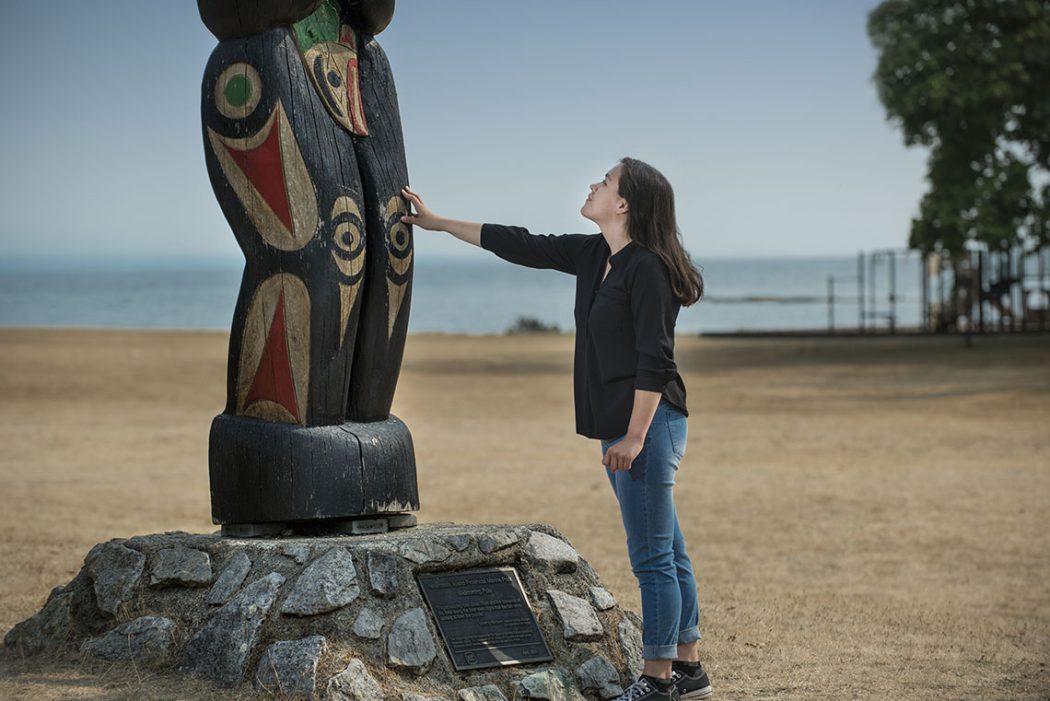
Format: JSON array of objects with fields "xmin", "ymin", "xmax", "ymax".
[{"xmin": 0, "ymin": 328, "xmax": 1047, "ymax": 700}]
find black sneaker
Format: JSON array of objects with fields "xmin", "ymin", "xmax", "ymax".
[
  {"xmin": 670, "ymin": 660, "xmax": 713, "ymax": 699},
  {"xmin": 612, "ymin": 675, "xmax": 680, "ymax": 701}
]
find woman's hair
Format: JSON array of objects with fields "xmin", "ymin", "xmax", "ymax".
[{"xmin": 617, "ymin": 157, "xmax": 704, "ymax": 306}]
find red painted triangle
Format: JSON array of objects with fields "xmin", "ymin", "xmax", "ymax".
[
  {"xmin": 244, "ymin": 290, "xmax": 301, "ymax": 422},
  {"xmin": 223, "ymin": 116, "xmax": 295, "ymax": 233}
]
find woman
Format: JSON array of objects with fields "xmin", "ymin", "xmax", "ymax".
[{"xmin": 400, "ymin": 157, "xmax": 711, "ymax": 701}]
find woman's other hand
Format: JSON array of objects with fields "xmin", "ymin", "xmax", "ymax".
[
  {"xmin": 401, "ymin": 186, "xmax": 443, "ymax": 231},
  {"xmin": 603, "ymin": 436, "xmax": 644, "ymax": 472}
]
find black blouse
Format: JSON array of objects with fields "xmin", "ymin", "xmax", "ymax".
[{"xmin": 480, "ymin": 223, "xmax": 688, "ymax": 440}]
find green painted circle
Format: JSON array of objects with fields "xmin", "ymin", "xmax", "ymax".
[{"xmin": 224, "ymin": 75, "xmax": 252, "ymax": 107}]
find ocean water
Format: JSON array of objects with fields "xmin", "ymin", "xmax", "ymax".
[{"xmin": 0, "ymin": 254, "xmax": 926, "ymax": 334}]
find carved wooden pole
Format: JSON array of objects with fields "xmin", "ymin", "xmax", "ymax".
[{"xmin": 198, "ymin": 0, "xmax": 417, "ymax": 533}]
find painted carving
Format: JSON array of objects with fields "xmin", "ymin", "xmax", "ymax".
[
  {"xmin": 297, "ymin": 15, "xmax": 370, "ymax": 137},
  {"xmin": 200, "ymin": 0, "xmax": 418, "ymax": 526},
  {"xmin": 207, "ymin": 100, "xmax": 319, "ymax": 251},
  {"xmin": 236, "ymin": 274, "xmax": 311, "ymax": 424},
  {"xmin": 384, "ymin": 195, "xmax": 411, "ymax": 338},
  {"xmin": 201, "ymin": 0, "xmax": 412, "ymax": 426},
  {"xmin": 330, "ymin": 195, "xmax": 366, "ymax": 344}
]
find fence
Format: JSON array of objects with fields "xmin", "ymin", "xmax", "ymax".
[{"xmin": 705, "ymin": 243, "xmax": 1050, "ymax": 335}]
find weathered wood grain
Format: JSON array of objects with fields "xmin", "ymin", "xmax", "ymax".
[{"xmin": 200, "ymin": 1, "xmax": 416, "ymax": 525}]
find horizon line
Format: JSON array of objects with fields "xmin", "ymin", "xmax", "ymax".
[{"xmin": 0, "ymin": 249, "xmax": 892, "ymax": 271}]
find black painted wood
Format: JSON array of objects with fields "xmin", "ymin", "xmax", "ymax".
[
  {"xmin": 200, "ymin": 2, "xmax": 416, "ymax": 526},
  {"xmin": 347, "ymin": 32, "xmax": 413, "ymax": 421},
  {"xmin": 198, "ymin": 0, "xmax": 324, "ymax": 40},
  {"xmin": 198, "ymin": 0, "xmax": 395, "ymax": 40},
  {"xmin": 209, "ymin": 414, "xmax": 418, "ymax": 525},
  {"xmin": 346, "ymin": 0, "xmax": 396, "ymax": 35}
]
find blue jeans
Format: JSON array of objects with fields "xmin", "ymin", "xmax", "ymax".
[{"xmin": 600, "ymin": 397, "xmax": 701, "ymax": 660}]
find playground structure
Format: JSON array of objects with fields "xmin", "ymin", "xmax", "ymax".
[
  {"xmin": 922, "ymin": 244, "xmax": 1050, "ymax": 334},
  {"xmin": 706, "ymin": 242, "xmax": 1050, "ymax": 336},
  {"xmin": 832, "ymin": 243, "xmax": 1050, "ymax": 335}
]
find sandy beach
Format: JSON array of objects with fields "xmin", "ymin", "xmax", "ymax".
[{"xmin": 0, "ymin": 328, "xmax": 1047, "ymax": 700}]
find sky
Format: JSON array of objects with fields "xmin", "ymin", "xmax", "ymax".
[{"xmin": 0, "ymin": 0, "xmax": 929, "ymax": 264}]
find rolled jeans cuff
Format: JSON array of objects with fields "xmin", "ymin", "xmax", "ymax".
[
  {"xmin": 678, "ymin": 625, "xmax": 701, "ymax": 644},
  {"xmin": 642, "ymin": 643, "xmax": 680, "ymax": 660}
]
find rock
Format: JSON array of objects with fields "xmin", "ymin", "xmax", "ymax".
[
  {"xmin": 6, "ymin": 523, "xmax": 637, "ymax": 697},
  {"xmin": 576, "ymin": 656, "xmax": 624, "ymax": 699},
  {"xmin": 207, "ymin": 551, "xmax": 252, "ymax": 605},
  {"xmin": 327, "ymin": 658, "xmax": 384, "ymax": 701},
  {"xmin": 367, "ymin": 551, "xmax": 400, "ymax": 597},
  {"xmin": 477, "ymin": 530, "xmax": 519, "ymax": 555},
  {"xmin": 81, "ymin": 616, "xmax": 174, "ymax": 663},
  {"xmin": 280, "ymin": 542, "xmax": 313, "ymax": 564},
  {"xmin": 547, "ymin": 590, "xmax": 603, "ymax": 641},
  {"xmin": 618, "ymin": 619, "xmax": 644, "ymax": 679},
  {"xmin": 182, "ymin": 572, "xmax": 285, "ymax": 687},
  {"xmin": 589, "ymin": 586, "xmax": 617, "ymax": 611},
  {"xmin": 458, "ymin": 685, "xmax": 508, "ymax": 701},
  {"xmin": 3, "ymin": 589, "xmax": 74, "ymax": 655},
  {"xmin": 398, "ymin": 538, "xmax": 452, "ymax": 564},
  {"xmin": 150, "ymin": 547, "xmax": 212, "ymax": 587},
  {"xmin": 352, "ymin": 606, "xmax": 385, "ymax": 640},
  {"xmin": 387, "ymin": 607, "xmax": 437, "ymax": 673},
  {"xmin": 280, "ymin": 547, "xmax": 360, "ymax": 616},
  {"xmin": 524, "ymin": 532, "xmax": 579, "ymax": 573},
  {"xmin": 254, "ymin": 635, "xmax": 327, "ymax": 698},
  {"xmin": 86, "ymin": 541, "xmax": 146, "ymax": 615},
  {"xmin": 516, "ymin": 668, "xmax": 583, "ymax": 701},
  {"xmin": 442, "ymin": 533, "xmax": 473, "ymax": 552}
]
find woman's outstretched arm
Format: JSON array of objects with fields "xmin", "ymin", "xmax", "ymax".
[
  {"xmin": 401, "ymin": 185, "xmax": 587, "ymax": 274},
  {"xmin": 400, "ymin": 186, "xmax": 481, "ymax": 246}
]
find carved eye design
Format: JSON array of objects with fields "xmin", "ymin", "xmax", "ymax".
[
  {"xmin": 331, "ymin": 196, "xmax": 366, "ymax": 286},
  {"xmin": 215, "ymin": 62, "xmax": 262, "ymax": 120}
]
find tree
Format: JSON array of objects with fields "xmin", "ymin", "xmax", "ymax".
[{"xmin": 868, "ymin": 0, "xmax": 1050, "ymax": 256}]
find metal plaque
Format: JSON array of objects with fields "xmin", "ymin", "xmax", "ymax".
[{"xmin": 417, "ymin": 567, "xmax": 553, "ymax": 671}]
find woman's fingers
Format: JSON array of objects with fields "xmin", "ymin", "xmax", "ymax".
[
  {"xmin": 604, "ymin": 446, "xmax": 632, "ymax": 472},
  {"xmin": 605, "ymin": 450, "xmax": 615, "ymax": 470},
  {"xmin": 400, "ymin": 186, "xmax": 429, "ymax": 224},
  {"xmin": 400, "ymin": 187, "xmax": 418, "ymax": 222}
]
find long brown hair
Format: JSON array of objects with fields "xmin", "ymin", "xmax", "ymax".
[{"xmin": 617, "ymin": 157, "xmax": 703, "ymax": 306}]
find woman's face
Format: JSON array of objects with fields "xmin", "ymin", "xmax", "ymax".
[{"xmin": 581, "ymin": 164, "xmax": 628, "ymax": 223}]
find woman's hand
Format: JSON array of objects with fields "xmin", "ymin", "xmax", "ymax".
[
  {"xmin": 400, "ymin": 186, "xmax": 444, "ymax": 231},
  {"xmin": 603, "ymin": 435, "xmax": 645, "ymax": 472},
  {"xmin": 400, "ymin": 187, "xmax": 483, "ymax": 246}
]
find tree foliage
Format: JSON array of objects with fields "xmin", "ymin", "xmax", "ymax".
[{"xmin": 868, "ymin": 0, "xmax": 1050, "ymax": 255}]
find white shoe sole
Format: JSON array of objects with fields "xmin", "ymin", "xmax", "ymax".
[{"xmin": 681, "ymin": 685, "xmax": 713, "ymax": 700}]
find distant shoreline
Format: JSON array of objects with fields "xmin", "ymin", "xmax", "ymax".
[{"xmin": 2, "ymin": 325, "xmax": 1047, "ymax": 341}]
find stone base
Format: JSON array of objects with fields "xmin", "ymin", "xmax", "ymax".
[
  {"xmin": 208, "ymin": 413, "xmax": 420, "ymax": 526},
  {"xmin": 3, "ymin": 523, "xmax": 643, "ymax": 700}
]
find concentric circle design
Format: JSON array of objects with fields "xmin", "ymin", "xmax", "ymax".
[
  {"xmin": 331, "ymin": 196, "xmax": 366, "ymax": 286},
  {"xmin": 215, "ymin": 62, "xmax": 262, "ymax": 120}
]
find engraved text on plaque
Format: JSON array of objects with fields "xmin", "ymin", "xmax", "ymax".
[{"xmin": 417, "ymin": 567, "xmax": 553, "ymax": 671}]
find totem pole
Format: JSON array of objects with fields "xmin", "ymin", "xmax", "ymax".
[{"xmin": 198, "ymin": 0, "xmax": 417, "ymax": 534}]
